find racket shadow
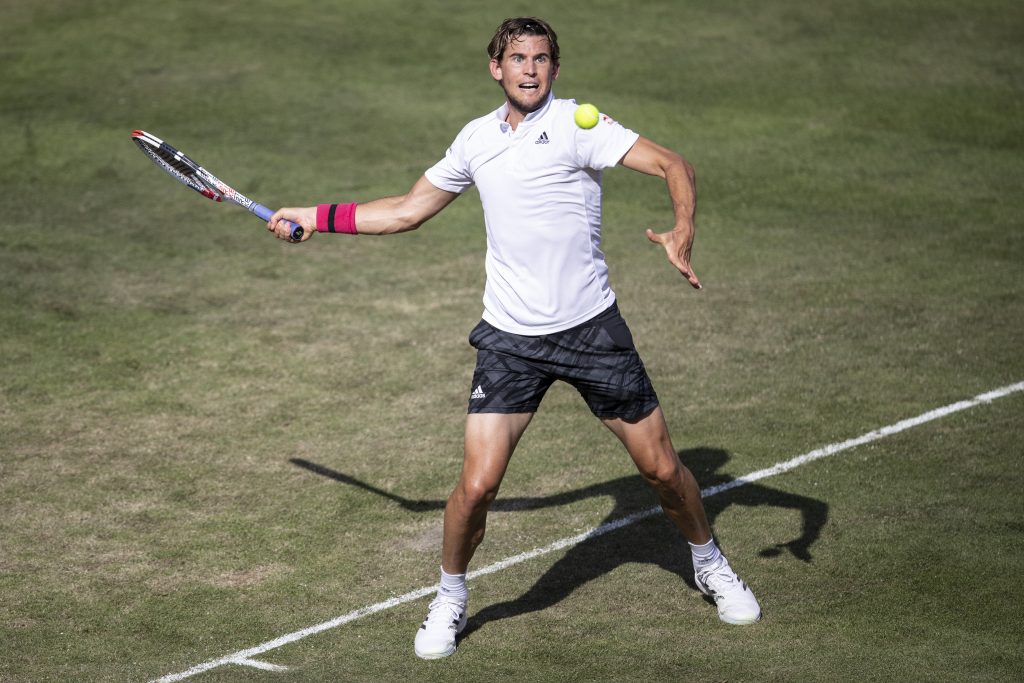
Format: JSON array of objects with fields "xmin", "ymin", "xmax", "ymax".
[
  {"xmin": 288, "ymin": 457, "xmax": 642, "ymax": 514},
  {"xmin": 288, "ymin": 448, "xmax": 829, "ymax": 640}
]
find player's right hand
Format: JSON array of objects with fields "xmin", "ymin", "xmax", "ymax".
[{"xmin": 268, "ymin": 207, "xmax": 317, "ymax": 243}]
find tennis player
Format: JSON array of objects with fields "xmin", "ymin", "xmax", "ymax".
[{"xmin": 269, "ymin": 16, "xmax": 761, "ymax": 660}]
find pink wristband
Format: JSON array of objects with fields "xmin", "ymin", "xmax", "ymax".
[{"xmin": 316, "ymin": 203, "xmax": 358, "ymax": 234}]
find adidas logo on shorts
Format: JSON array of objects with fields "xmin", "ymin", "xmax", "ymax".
[{"xmin": 470, "ymin": 385, "xmax": 486, "ymax": 400}]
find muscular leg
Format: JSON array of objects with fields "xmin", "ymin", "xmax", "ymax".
[
  {"xmin": 605, "ymin": 407, "xmax": 761, "ymax": 624},
  {"xmin": 441, "ymin": 412, "xmax": 534, "ymax": 574},
  {"xmin": 602, "ymin": 406, "xmax": 712, "ymax": 545},
  {"xmin": 416, "ymin": 413, "xmax": 534, "ymax": 659}
]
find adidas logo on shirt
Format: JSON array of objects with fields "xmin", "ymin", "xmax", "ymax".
[
  {"xmin": 470, "ymin": 385, "xmax": 486, "ymax": 400},
  {"xmin": 535, "ymin": 131, "xmax": 550, "ymax": 145}
]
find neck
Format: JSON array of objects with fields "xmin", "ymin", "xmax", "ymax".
[
  {"xmin": 504, "ymin": 101, "xmax": 531, "ymax": 131},
  {"xmin": 503, "ymin": 92, "xmax": 551, "ymax": 131}
]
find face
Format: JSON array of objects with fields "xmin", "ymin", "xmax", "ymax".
[{"xmin": 489, "ymin": 34, "xmax": 559, "ymax": 119}]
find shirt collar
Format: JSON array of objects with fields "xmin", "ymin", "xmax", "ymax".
[{"xmin": 495, "ymin": 92, "xmax": 555, "ymax": 133}]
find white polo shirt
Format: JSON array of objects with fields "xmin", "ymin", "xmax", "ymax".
[{"xmin": 425, "ymin": 93, "xmax": 640, "ymax": 335}]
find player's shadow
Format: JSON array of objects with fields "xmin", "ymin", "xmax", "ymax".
[{"xmin": 289, "ymin": 447, "xmax": 828, "ymax": 640}]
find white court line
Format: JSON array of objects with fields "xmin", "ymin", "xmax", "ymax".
[{"xmin": 150, "ymin": 380, "xmax": 1024, "ymax": 682}]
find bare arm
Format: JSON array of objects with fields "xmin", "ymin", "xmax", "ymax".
[
  {"xmin": 620, "ymin": 136, "xmax": 701, "ymax": 289},
  {"xmin": 267, "ymin": 175, "xmax": 460, "ymax": 241}
]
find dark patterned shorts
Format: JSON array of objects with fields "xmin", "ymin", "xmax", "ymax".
[{"xmin": 466, "ymin": 303, "xmax": 659, "ymax": 420}]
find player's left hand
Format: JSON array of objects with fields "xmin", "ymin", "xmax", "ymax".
[
  {"xmin": 646, "ymin": 227, "xmax": 702, "ymax": 289},
  {"xmin": 759, "ymin": 540, "xmax": 813, "ymax": 562}
]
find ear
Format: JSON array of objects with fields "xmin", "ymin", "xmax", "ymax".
[
  {"xmin": 552, "ymin": 63, "xmax": 560, "ymax": 80},
  {"xmin": 489, "ymin": 58, "xmax": 502, "ymax": 82}
]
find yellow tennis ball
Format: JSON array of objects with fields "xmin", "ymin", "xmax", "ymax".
[{"xmin": 574, "ymin": 103, "xmax": 600, "ymax": 129}]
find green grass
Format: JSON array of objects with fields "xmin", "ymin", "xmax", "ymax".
[{"xmin": 2, "ymin": 0, "xmax": 1023, "ymax": 681}]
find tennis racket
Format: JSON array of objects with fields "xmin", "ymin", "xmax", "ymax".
[{"xmin": 131, "ymin": 130, "xmax": 303, "ymax": 241}]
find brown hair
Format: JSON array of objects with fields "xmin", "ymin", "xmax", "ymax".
[{"xmin": 487, "ymin": 17, "xmax": 560, "ymax": 66}]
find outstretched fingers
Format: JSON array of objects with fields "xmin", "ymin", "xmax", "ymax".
[{"xmin": 646, "ymin": 229, "xmax": 702, "ymax": 289}]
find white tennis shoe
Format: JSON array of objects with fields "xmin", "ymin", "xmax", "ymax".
[
  {"xmin": 694, "ymin": 556, "xmax": 762, "ymax": 625},
  {"xmin": 414, "ymin": 596, "xmax": 468, "ymax": 659}
]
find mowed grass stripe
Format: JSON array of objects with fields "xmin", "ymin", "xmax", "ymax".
[{"xmin": 150, "ymin": 380, "xmax": 1024, "ymax": 682}]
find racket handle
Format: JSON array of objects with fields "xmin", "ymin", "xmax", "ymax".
[{"xmin": 252, "ymin": 203, "xmax": 304, "ymax": 241}]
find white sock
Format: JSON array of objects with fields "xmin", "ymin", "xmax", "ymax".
[
  {"xmin": 438, "ymin": 567, "xmax": 468, "ymax": 603},
  {"xmin": 689, "ymin": 539, "xmax": 722, "ymax": 571}
]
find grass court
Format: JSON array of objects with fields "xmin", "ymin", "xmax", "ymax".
[{"xmin": 1, "ymin": 1, "xmax": 1022, "ymax": 680}]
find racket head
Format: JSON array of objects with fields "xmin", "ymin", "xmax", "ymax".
[
  {"xmin": 131, "ymin": 130, "xmax": 223, "ymax": 201},
  {"xmin": 131, "ymin": 129, "xmax": 304, "ymax": 241}
]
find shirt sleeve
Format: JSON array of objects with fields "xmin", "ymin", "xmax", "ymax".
[
  {"xmin": 424, "ymin": 129, "xmax": 475, "ymax": 194},
  {"xmin": 575, "ymin": 111, "xmax": 641, "ymax": 171}
]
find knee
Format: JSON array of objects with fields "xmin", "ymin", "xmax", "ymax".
[
  {"xmin": 452, "ymin": 476, "xmax": 500, "ymax": 512},
  {"xmin": 637, "ymin": 453, "xmax": 685, "ymax": 492}
]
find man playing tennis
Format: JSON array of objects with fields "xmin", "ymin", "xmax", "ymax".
[{"xmin": 269, "ymin": 16, "xmax": 761, "ymax": 659}]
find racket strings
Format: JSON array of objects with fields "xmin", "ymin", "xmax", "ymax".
[
  {"xmin": 152, "ymin": 146, "xmax": 199, "ymax": 177},
  {"xmin": 134, "ymin": 139, "xmax": 224, "ymax": 201}
]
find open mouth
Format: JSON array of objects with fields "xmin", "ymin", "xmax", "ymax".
[{"xmin": 519, "ymin": 82, "xmax": 540, "ymax": 91}]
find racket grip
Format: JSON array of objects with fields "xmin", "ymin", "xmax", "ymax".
[{"xmin": 253, "ymin": 204, "xmax": 304, "ymax": 241}]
